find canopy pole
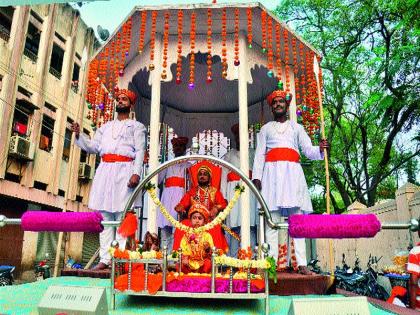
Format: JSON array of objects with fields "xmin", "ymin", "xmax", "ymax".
[
  {"xmin": 238, "ymin": 31, "xmax": 251, "ymax": 249},
  {"xmin": 313, "ymin": 56, "xmax": 334, "ymax": 276},
  {"xmin": 147, "ymin": 34, "xmax": 163, "ymax": 234}
]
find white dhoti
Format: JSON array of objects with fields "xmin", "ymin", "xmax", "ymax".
[
  {"xmin": 75, "ymin": 119, "xmax": 146, "ymax": 264},
  {"xmin": 221, "ymin": 149, "xmax": 257, "ymax": 257},
  {"xmin": 252, "ymin": 121, "xmax": 323, "ymax": 266},
  {"xmin": 157, "ymin": 162, "xmax": 189, "ymax": 252},
  {"xmin": 99, "ymin": 211, "xmax": 127, "ymax": 265}
]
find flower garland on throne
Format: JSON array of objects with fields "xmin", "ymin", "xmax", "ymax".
[{"xmin": 173, "ymin": 161, "xmax": 229, "ymax": 253}]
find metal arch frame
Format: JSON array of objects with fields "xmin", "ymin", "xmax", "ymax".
[{"xmin": 121, "ymin": 154, "xmax": 283, "ymax": 230}]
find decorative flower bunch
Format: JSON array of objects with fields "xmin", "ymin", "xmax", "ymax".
[
  {"xmin": 109, "ymin": 247, "xmax": 163, "ymax": 260},
  {"xmin": 214, "ymin": 255, "xmax": 271, "ymax": 270},
  {"xmin": 145, "ymin": 183, "xmax": 244, "ymax": 234}
]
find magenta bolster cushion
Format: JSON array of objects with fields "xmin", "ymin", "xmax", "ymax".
[
  {"xmin": 21, "ymin": 211, "xmax": 104, "ymax": 233},
  {"xmin": 288, "ymin": 214, "xmax": 381, "ymax": 239}
]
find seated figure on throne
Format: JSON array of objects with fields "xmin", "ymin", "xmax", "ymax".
[
  {"xmin": 173, "ymin": 161, "xmax": 228, "ymax": 253},
  {"xmin": 180, "ymin": 203, "xmax": 214, "ymax": 274}
]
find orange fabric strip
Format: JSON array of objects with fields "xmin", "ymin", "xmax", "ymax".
[
  {"xmin": 165, "ymin": 176, "xmax": 185, "ymax": 188},
  {"xmin": 265, "ymin": 147, "xmax": 300, "ymax": 163},
  {"xmin": 102, "ymin": 154, "xmax": 133, "ymax": 163},
  {"xmin": 227, "ymin": 172, "xmax": 241, "ymax": 182},
  {"xmin": 227, "ymin": 170, "xmax": 253, "ymax": 182}
]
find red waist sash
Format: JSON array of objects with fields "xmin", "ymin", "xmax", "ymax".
[
  {"xmin": 165, "ymin": 176, "xmax": 184, "ymax": 188},
  {"xmin": 102, "ymin": 154, "xmax": 133, "ymax": 163},
  {"xmin": 265, "ymin": 148, "xmax": 300, "ymax": 163}
]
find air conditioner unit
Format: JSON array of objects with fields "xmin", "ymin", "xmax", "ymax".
[
  {"xmin": 78, "ymin": 162, "xmax": 92, "ymax": 180},
  {"xmin": 9, "ymin": 135, "xmax": 34, "ymax": 160}
]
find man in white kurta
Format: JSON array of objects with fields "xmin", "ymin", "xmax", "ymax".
[
  {"xmin": 252, "ymin": 90, "xmax": 329, "ymax": 274},
  {"xmin": 72, "ymin": 89, "xmax": 146, "ymax": 270},
  {"xmin": 157, "ymin": 136, "xmax": 189, "ymax": 252},
  {"xmin": 221, "ymin": 124, "xmax": 257, "ymax": 257}
]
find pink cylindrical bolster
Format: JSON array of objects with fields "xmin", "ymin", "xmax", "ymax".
[
  {"xmin": 288, "ymin": 214, "xmax": 381, "ymax": 239},
  {"xmin": 21, "ymin": 211, "xmax": 104, "ymax": 233}
]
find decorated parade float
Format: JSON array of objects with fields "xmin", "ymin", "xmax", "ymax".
[{"xmin": 0, "ymin": 2, "xmax": 419, "ymax": 314}]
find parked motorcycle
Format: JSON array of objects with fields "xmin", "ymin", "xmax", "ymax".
[
  {"xmin": 334, "ymin": 254, "xmax": 389, "ymax": 300},
  {"xmin": 35, "ymin": 253, "xmax": 51, "ymax": 281},
  {"xmin": 0, "ymin": 265, "xmax": 15, "ymax": 286}
]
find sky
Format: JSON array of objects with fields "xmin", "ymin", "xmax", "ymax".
[{"xmin": 72, "ymin": 0, "xmax": 278, "ymax": 35}]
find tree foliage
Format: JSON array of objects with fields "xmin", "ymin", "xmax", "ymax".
[{"xmin": 276, "ymin": 0, "xmax": 420, "ymax": 212}]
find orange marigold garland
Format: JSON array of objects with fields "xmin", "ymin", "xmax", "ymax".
[
  {"xmin": 206, "ymin": 8, "xmax": 213, "ymax": 83},
  {"xmin": 108, "ymin": 38, "xmax": 115, "ymax": 93},
  {"xmin": 234, "ymin": 8, "xmax": 240, "ymax": 67},
  {"xmin": 304, "ymin": 49, "xmax": 317, "ymax": 139},
  {"xmin": 188, "ymin": 11, "xmax": 196, "ymax": 90},
  {"xmin": 261, "ymin": 10, "xmax": 267, "ymax": 53},
  {"xmin": 283, "ymin": 28, "xmax": 290, "ymax": 92},
  {"xmin": 176, "ymin": 10, "xmax": 183, "ymax": 85},
  {"xmin": 86, "ymin": 59, "xmax": 99, "ymax": 122},
  {"xmin": 138, "ymin": 11, "xmax": 147, "ymax": 54},
  {"xmin": 275, "ymin": 22, "xmax": 283, "ymax": 89},
  {"xmin": 114, "ymin": 31, "xmax": 121, "ymax": 85},
  {"xmin": 221, "ymin": 8, "xmax": 227, "ymax": 78},
  {"xmin": 266, "ymin": 16, "xmax": 274, "ymax": 77},
  {"xmin": 293, "ymin": 37, "xmax": 302, "ymax": 120},
  {"xmin": 247, "ymin": 7, "xmax": 253, "ymax": 48},
  {"xmin": 161, "ymin": 11, "xmax": 170, "ymax": 80},
  {"xmin": 149, "ymin": 11, "xmax": 157, "ymax": 71}
]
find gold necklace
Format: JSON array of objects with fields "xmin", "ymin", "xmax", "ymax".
[{"xmin": 111, "ymin": 120, "xmax": 126, "ymax": 140}]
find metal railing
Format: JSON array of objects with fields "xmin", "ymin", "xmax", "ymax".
[
  {"xmin": 70, "ymin": 83, "xmax": 79, "ymax": 93},
  {"xmin": 23, "ymin": 48, "xmax": 38, "ymax": 63},
  {"xmin": 0, "ymin": 25, "xmax": 10, "ymax": 42},
  {"xmin": 49, "ymin": 67, "xmax": 62, "ymax": 80}
]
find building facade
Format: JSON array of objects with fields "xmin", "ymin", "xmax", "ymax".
[{"xmin": 0, "ymin": 4, "xmax": 99, "ymax": 279}]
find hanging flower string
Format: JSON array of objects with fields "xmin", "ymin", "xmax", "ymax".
[
  {"xmin": 234, "ymin": 8, "xmax": 240, "ymax": 66},
  {"xmin": 275, "ymin": 24, "xmax": 283, "ymax": 90},
  {"xmin": 206, "ymin": 8, "xmax": 213, "ymax": 83},
  {"xmin": 176, "ymin": 10, "xmax": 183, "ymax": 84},
  {"xmin": 110, "ymin": 247, "xmax": 271, "ymax": 270},
  {"xmin": 246, "ymin": 7, "xmax": 252, "ymax": 48},
  {"xmin": 283, "ymin": 28, "xmax": 290, "ymax": 91},
  {"xmin": 266, "ymin": 16, "xmax": 273, "ymax": 77},
  {"xmin": 146, "ymin": 183, "xmax": 244, "ymax": 234},
  {"xmin": 189, "ymin": 11, "xmax": 196, "ymax": 89},
  {"xmin": 293, "ymin": 37, "xmax": 302, "ymax": 119},
  {"xmin": 149, "ymin": 11, "xmax": 157, "ymax": 71},
  {"xmin": 114, "ymin": 32, "xmax": 121, "ymax": 82},
  {"xmin": 161, "ymin": 11, "xmax": 170, "ymax": 80},
  {"xmin": 221, "ymin": 8, "xmax": 228, "ymax": 78},
  {"xmin": 108, "ymin": 38, "xmax": 115, "ymax": 93},
  {"xmin": 261, "ymin": 10, "xmax": 267, "ymax": 53},
  {"xmin": 138, "ymin": 11, "xmax": 147, "ymax": 54}
]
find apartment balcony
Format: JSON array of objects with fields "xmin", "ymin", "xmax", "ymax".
[
  {"xmin": 49, "ymin": 67, "xmax": 62, "ymax": 80},
  {"xmin": 0, "ymin": 25, "xmax": 10, "ymax": 42},
  {"xmin": 23, "ymin": 48, "xmax": 38, "ymax": 63}
]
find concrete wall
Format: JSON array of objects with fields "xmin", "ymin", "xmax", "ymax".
[{"xmin": 316, "ymin": 183, "xmax": 420, "ymax": 271}]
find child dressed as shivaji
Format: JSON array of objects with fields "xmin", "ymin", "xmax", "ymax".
[{"xmin": 180, "ymin": 203, "xmax": 214, "ymax": 274}]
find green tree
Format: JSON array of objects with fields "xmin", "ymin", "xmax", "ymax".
[{"xmin": 276, "ymin": 0, "xmax": 420, "ymax": 212}]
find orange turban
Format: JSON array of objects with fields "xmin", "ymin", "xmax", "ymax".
[
  {"xmin": 116, "ymin": 89, "xmax": 137, "ymax": 104},
  {"xmin": 266, "ymin": 90, "xmax": 292, "ymax": 106},
  {"xmin": 188, "ymin": 203, "xmax": 210, "ymax": 222},
  {"xmin": 171, "ymin": 136, "xmax": 189, "ymax": 146}
]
